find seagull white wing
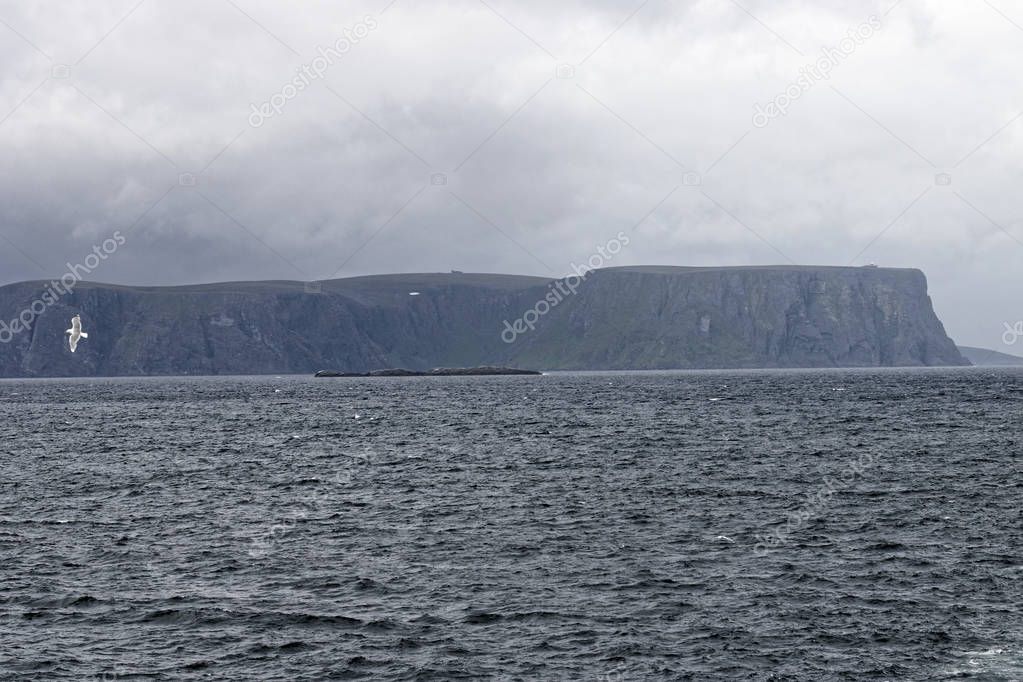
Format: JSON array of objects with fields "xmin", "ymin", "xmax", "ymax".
[{"xmin": 67, "ymin": 316, "xmax": 84, "ymax": 352}]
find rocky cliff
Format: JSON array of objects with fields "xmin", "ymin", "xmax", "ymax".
[{"xmin": 0, "ymin": 266, "xmax": 967, "ymax": 377}]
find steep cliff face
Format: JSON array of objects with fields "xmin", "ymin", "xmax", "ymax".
[
  {"xmin": 0, "ymin": 266, "xmax": 966, "ymax": 377},
  {"xmin": 511, "ymin": 266, "xmax": 967, "ymax": 369}
]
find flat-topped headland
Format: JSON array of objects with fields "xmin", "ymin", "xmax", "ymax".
[{"xmin": 0, "ymin": 266, "xmax": 968, "ymax": 377}]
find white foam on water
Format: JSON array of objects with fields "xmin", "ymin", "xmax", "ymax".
[{"xmin": 943, "ymin": 646, "xmax": 1023, "ymax": 679}]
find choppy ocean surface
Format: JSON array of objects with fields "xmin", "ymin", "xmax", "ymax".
[{"xmin": 0, "ymin": 368, "xmax": 1020, "ymax": 681}]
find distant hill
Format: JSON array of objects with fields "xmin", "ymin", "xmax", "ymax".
[
  {"xmin": 0, "ymin": 266, "xmax": 968, "ymax": 377},
  {"xmin": 957, "ymin": 346, "xmax": 1023, "ymax": 366}
]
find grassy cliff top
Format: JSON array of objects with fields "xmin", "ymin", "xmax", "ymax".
[{"xmin": 6, "ymin": 265, "xmax": 923, "ymax": 297}]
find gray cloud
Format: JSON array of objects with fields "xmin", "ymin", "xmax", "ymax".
[{"xmin": 0, "ymin": 0, "xmax": 1021, "ymax": 349}]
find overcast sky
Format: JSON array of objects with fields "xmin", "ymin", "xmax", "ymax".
[{"xmin": 1, "ymin": 0, "xmax": 1021, "ymax": 349}]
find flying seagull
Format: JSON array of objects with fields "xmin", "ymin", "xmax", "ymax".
[{"xmin": 66, "ymin": 314, "xmax": 89, "ymax": 353}]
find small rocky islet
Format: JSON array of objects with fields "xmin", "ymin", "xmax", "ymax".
[{"xmin": 314, "ymin": 367, "xmax": 542, "ymax": 377}]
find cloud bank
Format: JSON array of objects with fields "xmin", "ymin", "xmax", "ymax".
[{"xmin": 1, "ymin": 0, "xmax": 1021, "ymax": 348}]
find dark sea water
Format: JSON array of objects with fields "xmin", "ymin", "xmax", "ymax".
[{"xmin": 0, "ymin": 368, "xmax": 1021, "ymax": 681}]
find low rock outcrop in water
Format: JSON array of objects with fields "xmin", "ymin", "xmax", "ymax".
[
  {"xmin": 957, "ymin": 346, "xmax": 1023, "ymax": 366},
  {"xmin": 314, "ymin": 367, "xmax": 541, "ymax": 377},
  {"xmin": 0, "ymin": 266, "xmax": 968, "ymax": 377}
]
